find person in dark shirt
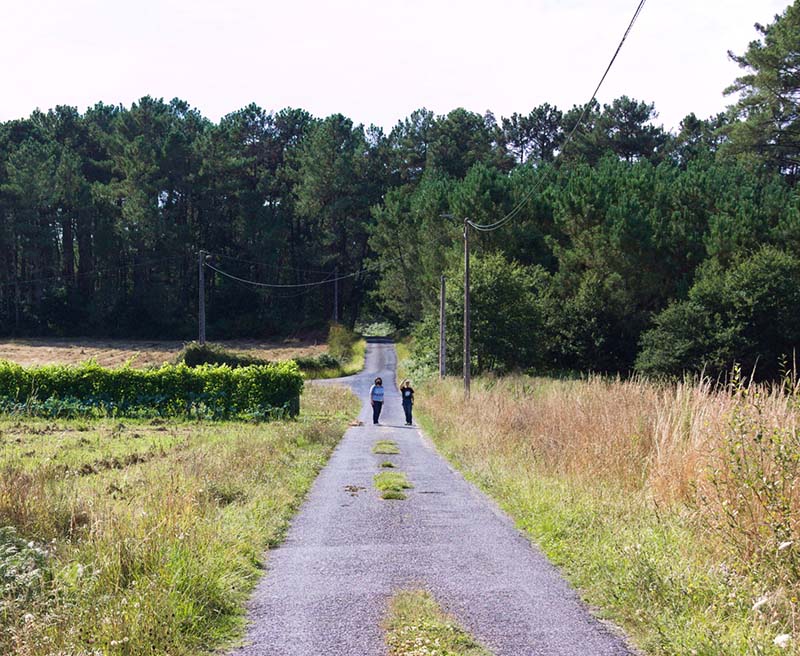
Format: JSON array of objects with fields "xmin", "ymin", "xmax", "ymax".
[{"xmin": 400, "ymin": 379, "xmax": 414, "ymax": 426}]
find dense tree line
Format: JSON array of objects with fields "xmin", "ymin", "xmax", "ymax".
[{"xmin": 2, "ymin": 2, "xmax": 799, "ymax": 378}]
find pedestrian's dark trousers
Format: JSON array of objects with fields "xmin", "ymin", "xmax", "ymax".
[
  {"xmin": 372, "ymin": 401, "xmax": 383, "ymax": 424},
  {"xmin": 402, "ymin": 400, "xmax": 413, "ymax": 424}
]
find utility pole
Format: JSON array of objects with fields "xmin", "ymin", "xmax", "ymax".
[
  {"xmin": 463, "ymin": 220, "xmax": 471, "ymax": 399},
  {"xmin": 439, "ymin": 275, "xmax": 446, "ymax": 380},
  {"xmin": 198, "ymin": 249, "xmax": 206, "ymax": 345},
  {"xmin": 333, "ymin": 267, "xmax": 339, "ymax": 323}
]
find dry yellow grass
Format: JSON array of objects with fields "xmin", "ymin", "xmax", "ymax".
[
  {"xmin": 0, "ymin": 338, "xmax": 327, "ymax": 369},
  {"xmin": 417, "ymin": 373, "xmax": 800, "ymax": 653},
  {"xmin": 421, "ymin": 375, "xmax": 797, "ymax": 507}
]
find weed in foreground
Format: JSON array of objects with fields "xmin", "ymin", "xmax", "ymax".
[
  {"xmin": 384, "ymin": 589, "xmax": 492, "ymax": 655},
  {"xmin": 374, "ymin": 471, "xmax": 412, "ymax": 500}
]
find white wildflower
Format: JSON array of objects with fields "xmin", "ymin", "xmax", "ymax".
[{"xmin": 774, "ymin": 634, "xmax": 791, "ymax": 649}]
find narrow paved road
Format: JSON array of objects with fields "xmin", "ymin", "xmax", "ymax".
[{"xmin": 232, "ymin": 340, "xmax": 633, "ymax": 656}]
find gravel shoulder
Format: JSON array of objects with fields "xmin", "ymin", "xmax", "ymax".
[{"xmin": 231, "ymin": 340, "xmax": 635, "ymax": 656}]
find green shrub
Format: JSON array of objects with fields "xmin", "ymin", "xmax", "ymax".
[
  {"xmin": 175, "ymin": 342, "xmax": 269, "ymax": 368},
  {"xmin": 327, "ymin": 323, "xmax": 358, "ymax": 362},
  {"xmin": 293, "ymin": 353, "xmax": 341, "ymax": 372},
  {"xmin": 637, "ymin": 246, "xmax": 800, "ymax": 379},
  {"xmin": 412, "ymin": 253, "xmax": 547, "ymax": 375},
  {"xmin": 0, "ymin": 361, "xmax": 303, "ymax": 419}
]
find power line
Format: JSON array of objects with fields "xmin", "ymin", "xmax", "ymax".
[
  {"xmin": 206, "ymin": 251, "xmax": 336, "ymax": 276},
  {"xmin": 205, "ymin": 261, "xmax": 378, "ymax": 289},
  {"xmin": 205, "ymin": 253, "xmax": 406, "ymax": 290},
  {"xmin": 468, "ymin": 0, "xmax": 649, "ymax": 233}
]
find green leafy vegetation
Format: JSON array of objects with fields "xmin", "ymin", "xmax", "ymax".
[
  {"xmin": 175, "ymin": 338, "xmax": 365, "ymax": 380},
  {"xmin": 2, "ymin": 4, "xmax": 800, "ymax": 381},
  {"xmin": 303, "ymin": 337, "xmax": 367, "ymax": 379},
  {"xmin": 327, "ymin": 324, "xmax": 358, "ymax": 363},
  {"xmin": 415, "ymin": 375, "xmax": 799, "ymax": 655},
  {"xmin": 0, "ymin": 360, "xmax": 303, "ymax": 418},
  {"xmin": 384, "ymin": 589, "xmax": 492, "ymax": 656},
  {"xmin": 374, "ymin": 472, "xmax": 412, "ymax": 500},
  {"xmin": 0, "ymin": 385, "xmax": 358, "ymax": 655},
  {"xmin": 175, "ymin": 341, "xmax": 270, "ymax": 368},
  {"xmin": 636, "ymin": 247, "xmax": 800, "ymax": 379}
]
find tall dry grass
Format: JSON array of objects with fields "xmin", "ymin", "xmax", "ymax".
[{"xmin": 419, "ymin": 373, "xmax": 799, "ymax": 587}]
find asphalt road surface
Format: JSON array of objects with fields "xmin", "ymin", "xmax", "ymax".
[{"xmin": 231, "ymin": 340, "xmax": 634, "ymax": 656}]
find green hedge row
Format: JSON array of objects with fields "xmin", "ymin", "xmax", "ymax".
[
  {"xmin": 0, "ymin": 361, "xmax": 304, "ymax": 419},
  {"xmin": 175, "ymin": 342, "xmax": 270, "ymax": 368},
  {"xmin": 175, "ymin": 341, "xmax": 342, "ymax": 376}
]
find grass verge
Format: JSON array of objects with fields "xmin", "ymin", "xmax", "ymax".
[
  {"xmin": 394, "ymin": 338, "xmax": 413, "ymax": 387},
  {"xmin": 0, "ymin": 385, "xmax": 358, "ymax": 656},
  {"xmin": 416, "ymin": 376, "xmax": 799, "ymax": 656},
  {"xmin": 384, "ymin": 589, "xmax": 492, "ymax": 655},
  {"xmin": 374, "ymin": 471, "xmax": 412, "ymax": 500},
  {"xmin": 307, "ymin": 338, "xmax": 367, "ymax": 379}
]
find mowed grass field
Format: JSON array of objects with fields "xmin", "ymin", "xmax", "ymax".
[
  {"xmin": 0, "ymin": 338, "xmax": 328, "ymax": 369},
  {"xmin": 0, "ymin": 384, "xmax": 358, "ymax": 655}
]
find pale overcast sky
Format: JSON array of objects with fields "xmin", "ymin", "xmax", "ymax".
[{"xmin": 0, "ymin": 0, "xmax": 791, "ymax": 133}]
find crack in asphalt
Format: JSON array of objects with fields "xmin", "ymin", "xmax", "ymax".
[{"xmin": 231, "ymin": 341, "xmax": 634, "ymax": 656}]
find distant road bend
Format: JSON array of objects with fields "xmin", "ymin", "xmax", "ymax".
[{"xmin": 231, "ymin": 339, "xmax": 634, "ymax": 656}]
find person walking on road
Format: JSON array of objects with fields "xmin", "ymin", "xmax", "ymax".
[
  {"xmin": 369, "ymin": 377, "xmax": 384, "ymax": 425},
  {"xmin": 400, "ymin": 379, "xmax": 414, "ymax": 425}
]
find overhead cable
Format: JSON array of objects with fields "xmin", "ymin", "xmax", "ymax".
[
  {"xmin": 206, "ymin": 251, "xmax": 336, "ymax": 276},
  {"xmin": 467, "ymin": 0, "xmax": 649, "ymax": 233},
  {"xmin": 204, "ymin": 253, "xmax": 408, "ymax": 290},
  {"xmin": 205, "ymin": 261, "xmax": 376, "ymax": 289}
]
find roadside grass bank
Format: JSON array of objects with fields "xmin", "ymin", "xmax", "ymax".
[
  {"xmin": 384, "ymin": 589, "xmax": 492, "ymax": 656},
  {"xmin": 306, "ymin": 337, "xmax": 366, "ymax": 379},
  {"xmin": 414, "ymin": 374, "xmax": 799, "ymax": 655},
  {"xmin": 0, "ymin": 385, "xmax": 358, "ymax": 656}
]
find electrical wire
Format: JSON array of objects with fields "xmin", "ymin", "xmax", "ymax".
[
  {"xmin": 206, "ymin": 251, "xmax": 336, "ymax": 276},
  {"xmin": 204, "ymin": 251, "xmax": 410, "ymax": 291},
  {"xmin": 205, "ymin": 260, "xmax": 383, "ymax": 289},
  {"xmin": 205, "ymin": 262, "xmax": 340, "ymax": 288},
  {"xmin": 467, "ymin": 0, "xmax": 649, "ymax": 233}
]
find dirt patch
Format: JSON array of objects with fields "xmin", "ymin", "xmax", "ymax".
[{"xmin": 0, "ymin": 338, "xmax": 327, "ymax": 369}]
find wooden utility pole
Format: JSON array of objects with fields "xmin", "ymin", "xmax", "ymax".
[
  {"xmin": 439, "ymin": 275, "xmax": 446, "ymax": 379},
  {"xmin": 198, "ymin": 250, "xmax": 206, "ymax": 345},
  {"xmin": 333, "ymin": 267, "xmax": 339, "ymax": 323},
  {"xmin": 463, "ymin": 220, "xmax": 471, "ymax": 399}
]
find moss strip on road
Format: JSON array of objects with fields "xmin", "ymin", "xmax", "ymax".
[{"xmin": 384, "ymin": 589, "xmax": 493, "ymax": 656}]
